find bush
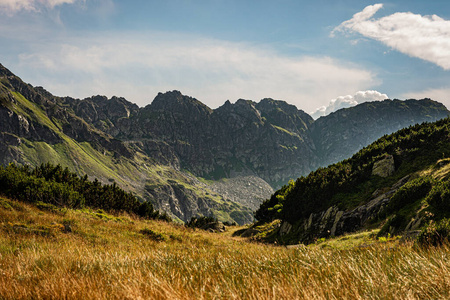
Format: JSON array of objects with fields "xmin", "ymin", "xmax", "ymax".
[
  {"xmin": 140, "ymin": 228, "xmax": 166, "ymax": 242},
  {"xmin": 185, "ymin": 216, "xmax": 216, "ymax": 229},
  {"xmin": 386, "ymin": 176, "xmax": 434, "ymax": 214},
  {"xmin": 0, "ymin": 162, "xmax": 170, "ymax": 221},
  {"xmin": 426, "ymin": 181, "xmax": 450, "ymax": 212},
  {"xmin": 417, "ymin": 218, "xmax": 450, "ymax": 246}
]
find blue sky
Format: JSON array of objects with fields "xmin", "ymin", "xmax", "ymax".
[{"xmin": 0, "ymin": 0, "xmax": 449, "ymax": 117}]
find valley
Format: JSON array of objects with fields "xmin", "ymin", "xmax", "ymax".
[{"xmin": 1, "ymin": 64, "xmax": 448, "ymax": 225}]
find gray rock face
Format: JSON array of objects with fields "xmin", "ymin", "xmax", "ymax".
[
  {"xmin": 201, "ymin": 221, "xmax": 226, "ymax": 233},
  {"xmin": 132, "ymin": 93, "xmax": 316, "ymax": 188},
  {"xmin": 372, "ymin": 155, "xmax": 395, "ymax": 177},
  {"xmin": 209, "ymin": 176, "xmax": 274, "ymax": 211},
  {"xmin": 280, "ymin": 176, "xmax": 411, "ymax": 243},
  {"xmin": 78, "ymin": 91, "xmax": 317, "ymax": 188},
  {"xmin": 145, "ymin": 178, "xmax": 254, "ymax": 225}
]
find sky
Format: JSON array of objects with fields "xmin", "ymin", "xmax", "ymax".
[{"xmin": 0, "ymin": 0, "xmax": 449, "ymax": 117}]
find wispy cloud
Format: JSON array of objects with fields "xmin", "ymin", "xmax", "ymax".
[
  {"xmin": 332, "ymin": 3, "xmax": 450, "ymax": 70},
  {"xmin": 14, "ymin": 32, "xmax": 378, "ymax": 110},
  {"xmin": 0, "ymin": 0, "xmax": 81, "ymax": 14},
  {"xmin": 311, "ymin": 90, "xmax": 388, "ymax": 119}
]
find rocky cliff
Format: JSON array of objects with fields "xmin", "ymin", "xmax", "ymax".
[{"xmin": 68, "ymin": 91, "xmax": 317, "ymax": 188}]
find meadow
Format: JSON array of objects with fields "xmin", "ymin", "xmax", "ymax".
[{"xmin": 1, "ymin": 196, "xmax": 449, "ymax": 299}]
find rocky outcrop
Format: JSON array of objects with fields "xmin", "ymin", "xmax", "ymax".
[
  {"xmin": 200, "ymin": 221, "xmax": 226, "ymax": 233},
  {"xmin": 279, "ymin": 175, "xmax": 410, "ymax": 243},
  {"xmin": 62, "ymin": 95, "xmax": 139, "ymax": 137},
  {"xmin": 209, "ymin": 176, "xmax": 274, "ymax": 211},
  {"xmin": 372, "ymin": 155, "xmax": 395, "ymax": 177},
  {"xmin": 145, "ymin": 179, "xmax": 254, "ymax": 225}
]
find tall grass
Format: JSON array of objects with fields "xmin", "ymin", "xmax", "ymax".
[{"xmin": 0, "ymin": 197, "xmax": 449, "ymax": 299}]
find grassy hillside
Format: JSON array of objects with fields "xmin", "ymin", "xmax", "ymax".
[
  {"xmin": 256, "ymin": 117, "xmax": 450, "ymax": 244},
  {"xmin": 1, "ymin": 196, "xmax": 450, "ymax": 299}
]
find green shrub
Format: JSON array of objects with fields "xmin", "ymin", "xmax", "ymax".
[
  {"xmin": 426, "ymin": 181, "xmax": 450, "ymax": 212},
  {"xmin": 386, "ymin": 176, "xmax": 434, "ymax": 214},
  {"xmin": 0, "ymin": 162, "xmax": 170, "ymax": 221},
  {"xmin": 417, "ymin": 218, "xmax": 450, "ymax": 246},
  {"xmin": 185, "ymin": 216, "xmax": 216, "ymax": 229},
  {"xmin": 140, "ymin": 228, "xmax": 166, "ymax": 242}
]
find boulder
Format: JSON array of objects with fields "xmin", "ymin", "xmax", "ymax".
[
  {"xmin": 372, "ymin": 155, "xmax": 395, "ymax": 177},
  {"xmin": 200, "ymin": 221, "xmax": 226, "ymax": 233}
]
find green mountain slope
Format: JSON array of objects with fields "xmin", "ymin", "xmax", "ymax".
[
  {"xmin": 0, "ymin": 65, "xmax": 253, "ymax": 225},
  {"xmin": 255, "ymin": 117, "xmax": 450, "ymax": 244}
]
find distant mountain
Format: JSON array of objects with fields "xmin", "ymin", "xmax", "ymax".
[
  {"xmin": 0, "ymin": 63, "xmax": 448, "ymax": 224},
  {"xmin": 311, "ymin": 99, "xmax": 449, "ymax": 167},
  {"xmin": 62, "ymin": 89, "xmax": 448, "ymax": 188},
  {"xmin": 63, "ymin": 91, "xmax": 317, "ymax": 188}
]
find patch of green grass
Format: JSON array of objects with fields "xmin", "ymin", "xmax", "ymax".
[
  {"xmin": 140, "ymin": 228, "xmax": 167, "ymax": 242},
  {"xmin": 271, "ymin": 124, "xmax": 298, "ymax": 137},
  {"xmin": 12, "ymin": 92, "xmax": 60, "ymax": 133},
  {"xmin": 310, "ymin": 230, "xmax": 382, "ymax": 250}
]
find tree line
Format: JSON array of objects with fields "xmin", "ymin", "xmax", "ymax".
[{"xmin": 0, "ymin": 162, "xmax": 170, "ymax": 221}]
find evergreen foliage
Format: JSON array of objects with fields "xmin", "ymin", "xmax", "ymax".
[
  {"xmin": 385, "ymin": 176, "xmax": 434, "ymax": 215},
  {"xmin": 426, "ymin": 180, "xmax": 450, "ymax": 213},
  {"xmin": 418, "ymin": 218, "xmax": 450, "ymax": 247},
  {"xmin": 0, "ymin": 162, "xmax": 170, "ymax": 221},
  {"xmin": 185, "ymin": 216, "xmax": 217, "ymax": 229},
  {"xmin": 257, "ymin": 117, "xmax": 450, "ymax": 226}
]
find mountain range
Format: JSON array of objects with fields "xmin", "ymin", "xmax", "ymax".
[{"xmin": 0, "ymin": 63, "xmax": 448, "ymax": 224}]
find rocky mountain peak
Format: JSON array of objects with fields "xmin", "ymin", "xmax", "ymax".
[
  {"xmin": 255, "ymin": 98, "xmax": 313, "ymax": 134},
  {"xmin": 214, "ymin": 98, "xmax": 264, "ymax": 129},
  {"xmin": 149, "ymin": 90, "xmax": 212, "ymax": 115},
  {"xmin": 0, "ymin": 64, "xmax": 14, "ymax": 77},
  {"xmin": 257, "ymin": 98, "xmax": 299, "ymax": 115}
]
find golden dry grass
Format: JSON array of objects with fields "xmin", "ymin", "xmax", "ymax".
[{"xmin": 1, "ymin": 197, "xmax": 450, "ymax": 299}]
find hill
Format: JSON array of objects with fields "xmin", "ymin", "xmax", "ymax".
[{"xmin": 254, "ymin": 117, "xmax": 450, "ymax": 244}]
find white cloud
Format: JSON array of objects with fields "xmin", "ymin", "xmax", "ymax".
[
  {"xmin": 14, "ymin": 32, "xmax": 378, "ymax": 111},
  {"xmin": 311, "ymin": 90, "xmax": 388, "ymax": 119},
  {"xmin": 0, "ymin": 0, "xmax": 79, "ymax": 14},
  {"xmin": 403, "ymin": 88, "xmax": 450, "ymax": 110},
  {"xmin": 333, "ymin": 4, "xmax": 450, "ymax": 70}
]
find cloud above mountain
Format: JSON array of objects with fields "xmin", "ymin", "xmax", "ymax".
[
  {"xmin": 311, "ymin": 90, "xmax": 388, "ymax": 119},
  {"xmin": 14, "ymin": 32, "xmax": 377, "ymax": 110},
  {"xmin": 332, "ymin": 3, "xmax": 450, "ymax": 70}
]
